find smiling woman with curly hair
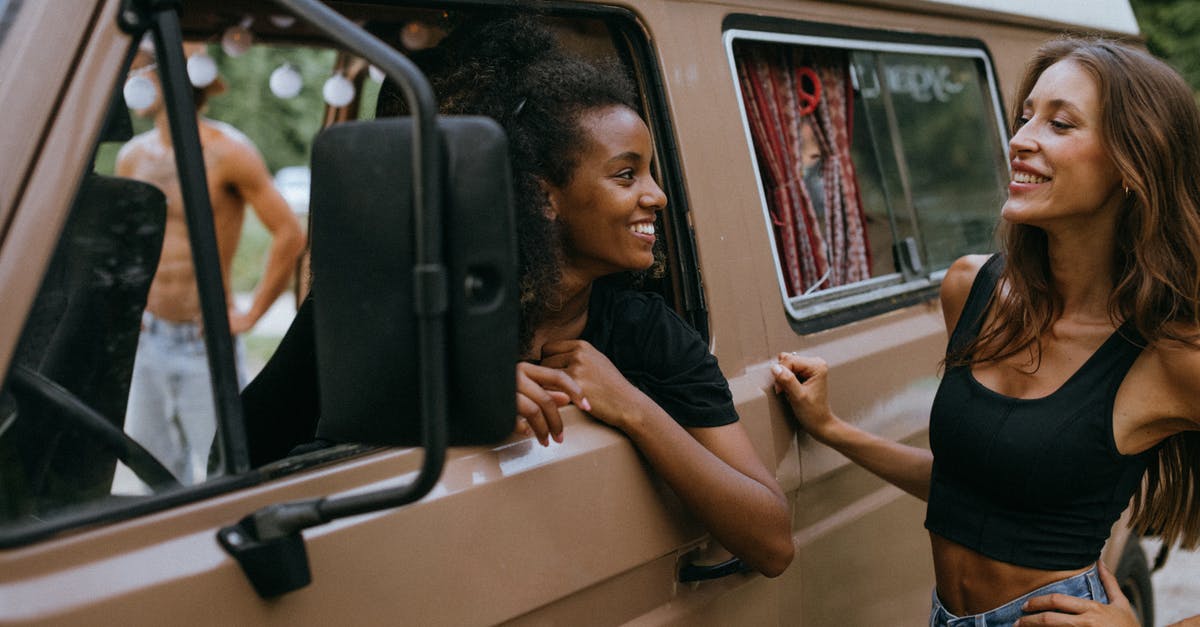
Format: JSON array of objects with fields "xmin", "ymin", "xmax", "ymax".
[{"xmin": 380, "ymin": 14, "xmax": 794, "ymax": 577}]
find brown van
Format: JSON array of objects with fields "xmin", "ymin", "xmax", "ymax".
[{"xmin": 0, "ymin": 0, "xmax": 1154, "ymax": 625}]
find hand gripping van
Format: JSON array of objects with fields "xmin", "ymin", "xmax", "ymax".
[{"xmin": 0, "ymin": 0, "xmax": 1156, "ymax": 624}]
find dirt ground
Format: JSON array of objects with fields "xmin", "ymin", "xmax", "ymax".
[{"xmin": 1142, "ymin": 538, "xmax": 1200, "ymax": 626}]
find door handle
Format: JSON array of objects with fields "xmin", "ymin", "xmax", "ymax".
[{"xmin": 678, "ymin": 557, "xmax": 749, "ymax": 582}]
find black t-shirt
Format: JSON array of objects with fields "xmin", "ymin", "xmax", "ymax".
[
  {"xmin": 579, "ymin": 281, "xmax": 737, "ymax": 428},
  {"xmin": 243, "ymin": 284, "xmax": 737, "ymax": 466}
]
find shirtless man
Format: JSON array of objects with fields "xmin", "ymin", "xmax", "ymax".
[{"xmin": 114, "ymin": 45, "xmax": 304, "ymax": 488}]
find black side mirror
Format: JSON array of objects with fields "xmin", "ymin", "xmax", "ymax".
[
  {"xmin": 217, "ymin": 0, "xmax": 515, "ymax": 598},
  {"xmin": 310, "ymin": 117, "xmax": 516, "ymax": 447},
  {"xmin": 219, "ymin": 117, "xmax": 517, "ymax": 599}
]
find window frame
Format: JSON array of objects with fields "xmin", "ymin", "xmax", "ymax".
[
  {"xmin": 0, "ymin": 1, "xmax": 700, "ymax": 548},
  {"xmin": 723, "ymin": 16, "xmax": 1009, "ymax": 333}
]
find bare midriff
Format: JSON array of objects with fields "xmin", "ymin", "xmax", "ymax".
[{"xmin": 930, "ymin": 533, "xmax": 1091, "ymax": 616}]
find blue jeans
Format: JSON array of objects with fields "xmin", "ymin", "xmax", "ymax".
[
  {"xmin": 113, "ymin": 312, "xmax": 245, "ymax": 493},
  {"xmin": 930, "ymin": 565, "xmax": 1107, "ymax": 627}
]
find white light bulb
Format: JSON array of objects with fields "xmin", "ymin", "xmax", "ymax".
[
  {"xmin": 322, "ymin": 73, "xmax": 355, "ymax": 108},
  {"xmin": 368, "ymin": 64, "xmax": 385, "ymax": 83},
  {"xmin": 400, "ymin": 22, "xmax": 434, "ymax": 51},
  {"xmin": 221, "ymin": 17, "xmax": 254, "ymax": 57},
  {"xmin": 123, "ymin": 75, "xmax": 157, "ymax": 111},
  {"xmin": 269, "ymin": 64, "xmax": 303, "ymax": 99},
  {"xmin": 269, "ymin": 14, "xmax": 296, "ymax": 29},
  {"xmin": 187, "ymin": 52, "xmax": 218, "ymax": 88}
]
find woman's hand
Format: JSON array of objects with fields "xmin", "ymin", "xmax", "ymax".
[
  {"xmin": 515, "ymin": 361, "xmax": 589, "ymax": 446},
  {"xmin": 540, "ymin": 339, "xmax": 650, "ymax": 432},
  {"xmin": 772, "ymin": 352, "xmax": 934, "ymax": 499},
  {"xmin": 771, "ymin": 352, "xmax": 842, "ymax": 443},
  {"xmin": 542, "ymin": 342, "xmax": 793, "ymax": 576},
  {"xmin": 1014, "ymin": 561, "xmax": 1138, "ymax": 626}
]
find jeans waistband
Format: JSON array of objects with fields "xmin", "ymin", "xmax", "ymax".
[
  {"xmin": 930, "ymin": 565, "xmax": 1106, "ymax": 627},
  {"xmin": 141, "ymin": 311, "xmax": 204, "ymax": 343}
]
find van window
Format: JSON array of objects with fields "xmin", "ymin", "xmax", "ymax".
[
  {"xmin": 0, "ymin": 31, "xmax": 343, "ymax": 539},
  {"xmin": 726, "ymin": 26, "xmax": 1008, "ymax": 328},
  {"xmin": 0, "ymin": 4, "xmax": 686, "ymax": 544}
]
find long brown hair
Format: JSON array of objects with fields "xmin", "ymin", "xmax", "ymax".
[{"xmin": 953, "ymin": 37, "xmax": 1200, "ymax": 549}]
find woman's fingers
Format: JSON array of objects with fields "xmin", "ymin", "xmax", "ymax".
[
  {"xmin": 770, "ymin": 353, "xmax": 826, "ymax": 401},
  {"xmin": 1014, "ymin": 568, "xmax": 1140, "ymax": 627},
  {"xmin": 515, "ymin": 389, "xmax": 554, "ymax": 446},
  {"xmin": 1021, "ymin": 593, "xmax": 1093, "ymax": 615},
  {"xmin": 770, "ymin": 353, "xmax": 842, "ymax": 442},
  {"xmin": 771, "ymin": 353, "xmax": 825, "ymax": 395},
  {"xmin": 521, "ymin": 361, "xmax": 590, "ymax": 411},
  {"xmin": 1097, "ymin": 560, "xmax": 1133, "ymax": 611},
  {"xmin": 1014, "ymin": 611, "xmax": 1080, "ymax": 626},
  {"xmin": 516, "ymin": 366, "xmax": 561, "ymax": 445},
  {"xmin": 777, "ymin": 352, "xmax": 828, "ymax": 380},
  {"xmin": 514, "ymin": 362, "xmax": 592, "ymax": 445},
  {"xmin": 1015, "ymin": 594, "xmax": 1096, "ymax": 626}
]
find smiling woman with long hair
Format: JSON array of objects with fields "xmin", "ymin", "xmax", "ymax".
[{"xmin": 774, "ymin": 37, "xmax": 1200, "ymax": 626}]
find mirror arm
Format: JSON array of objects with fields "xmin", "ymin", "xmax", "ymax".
[{"xmin": 216, "ymin": 0, "xmax": 447, "ymax": 599}]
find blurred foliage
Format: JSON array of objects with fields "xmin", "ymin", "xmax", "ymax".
[
  {"xmin": 1131, "ymin": 0, "xmax": 1200, "ymax": 90},
  {"xmin": 231, "ymin": 209, "xmax": 273, "ymax": 293},
  {"xmin": 204, "ymin": 43, "xmax": 335, "ymax": 173},
  {"xmin": 96, "ymin": 44, "xmax": 335, "ymax": 175}
]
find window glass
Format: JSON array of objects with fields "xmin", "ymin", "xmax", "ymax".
[
  {"xmin": 855, "ymin": 52, "xmax": 1008, "ymax": 272},
  {"xmin": 0, "ymin": 34, "xmax": 328, "ymax": 532},
  {"xmin": 730, "ymin": 33, "xmax": 1007, "ymax": 319},
  {"xmin": 0, "ymin": 90, "xmax": 178, "ymax": 523},
  {"xmin": 0, "ymin": 0, "xmax": 12, "ymax": 42},
  {"xmin": 0, "ymin": 5, "xmax": 669, "ymax": 540}
]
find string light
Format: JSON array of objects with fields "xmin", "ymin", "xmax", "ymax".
[
  {"xmin": 123, "ymin": 72, "xmax": 157, "ymax": 111},
  {"xmin": 221, "ymin": 16, "xmax": 254, "ymax": 57},
  {"xmin": 186, "ymin": 49, "xmax": 218, "ymax": 88},
  {"xmin": 269, "ymin": 63, "xmax": 303, "ymax": 99},
  {"xmin": 268, "ymin": 14, "xmax": 296, "ymax": 29},
  {"xmin": 322, "ymin": 72, "xmax": 355, "ymax": 107},
  {"xmin": 400, "ymin": 22, "xmax": 435, "ymax": 50}
]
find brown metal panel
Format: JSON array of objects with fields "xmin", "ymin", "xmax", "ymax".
[
  {"xmin": 0, "ymin": 1, "xmax": 101, "ymax": 227},
  {"xmin": 0, "ymin": 0, "xmax": 127, "ymax": 376},
  {"xmin": 0, "ymin": 417, "xmax": 715, "ymax": 625}
]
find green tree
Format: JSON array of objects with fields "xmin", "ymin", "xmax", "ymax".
[
  {"xmin": 1131, "ymin": 0, "xmax": 1200, "ymax": 90},
  {"xmin": 205, "ymin": 43, "xmax": 336, "ymax": 173}
]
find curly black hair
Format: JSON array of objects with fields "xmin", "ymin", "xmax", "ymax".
[{"xmin": 378, "ymin": 14, "xmax": 638, "ymax": 355}]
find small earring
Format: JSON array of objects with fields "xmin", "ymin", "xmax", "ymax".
[{"xmin": 1123, "ymin": 183, "xmax": 1131, "ymax": 196}]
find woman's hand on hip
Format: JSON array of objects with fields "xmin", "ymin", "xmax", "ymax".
[
  {"xmin": 1014, "ymin": 561, "xmax": 1138, "ymax": 626},
  {"xmin": 515, "ymin": 361, "xmax": 589, "ymax": 446}
]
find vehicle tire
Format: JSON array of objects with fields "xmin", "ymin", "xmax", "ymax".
[{"xmin": 1115, "ymin": 537, "xmax": 1155, "ymax": 627}]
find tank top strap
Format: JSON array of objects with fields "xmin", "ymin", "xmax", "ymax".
[
  {"xmin": 946, "ymin": 254, "xmax": 1004, "ymax": 356},
  {"xmin": 1071, "ymin": 319, "xmax": 1148, "ymax": 390}
]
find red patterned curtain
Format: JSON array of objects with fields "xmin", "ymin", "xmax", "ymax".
[{"xmin": 736, "ymin": 43, "xmax": 871, "ymax": 296}]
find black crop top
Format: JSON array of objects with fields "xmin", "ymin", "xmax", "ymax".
[{"xmin": 925, "ymin": 255, "xmax": 1152, "ymax": 570}]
